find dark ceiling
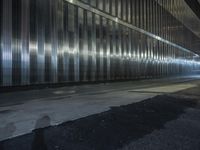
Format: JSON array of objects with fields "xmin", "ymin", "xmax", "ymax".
[{"xmin": 185, "ymin": 0, "xmax": 200, "ymax": 20}]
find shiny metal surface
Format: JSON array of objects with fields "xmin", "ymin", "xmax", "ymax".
[
  {"xmin": 157, "ymin": 0, "xmax": 200, "ymax": 37},
  {"xmin": 156, "ymin": 0, "xmax": 200, "ymax": 54},
  {"xmin": 69, "ymin": 0, "xmax": 198, "ymax": 55},
  {"xmin": 0, "ymin": 0, "xmax": 200, "ymax": 87}
]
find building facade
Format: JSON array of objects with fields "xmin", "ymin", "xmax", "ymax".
[{"xmin": 0, "ymin": 0, "xmax": 200, "ymax": 87}]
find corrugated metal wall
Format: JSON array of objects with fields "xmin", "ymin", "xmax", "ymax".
[{"xmin": 0, "ymin": 0, "xmax": 199, "ymax": 87}]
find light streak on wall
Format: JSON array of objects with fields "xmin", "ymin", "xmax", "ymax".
[{"xmin": 0, "ymin": 0, "xmax": 200, "ymax": 87}]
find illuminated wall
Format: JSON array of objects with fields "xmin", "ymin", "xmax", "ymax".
[{"xmin": 0, "ymin": 0, "xmax": 200, "ymax": 87}]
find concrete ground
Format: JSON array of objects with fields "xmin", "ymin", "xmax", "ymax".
[{"xmin": 0, "ymin": 76, "xmax": 200, "ymax": 150}]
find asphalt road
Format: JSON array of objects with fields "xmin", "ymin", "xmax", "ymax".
[{"xmin": 0, "ymin": 76, "xmax": 200, "ymax": 150}]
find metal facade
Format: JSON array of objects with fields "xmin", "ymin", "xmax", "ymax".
[{"xmin": 0, "ymin": 0, "xmax": 200, "ymax": 87}]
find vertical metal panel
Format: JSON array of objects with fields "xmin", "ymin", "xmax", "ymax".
[
  {"xmin": 21, "ymin": 0, "xmax": 30, "ymax": 85},
  {"xmin": 97, "ymin": 0, "xmax": 103, "ymax": 11},
  {"xmin": 2, "ymin": 0, "xmax": 13, "ymax": 86},
  {"xmin": 0, "ymin": 0, "xmax": 199, "ymax": 87},
  {"xmin": 140, "ymin": 0, "xmax": 144, "ymax": 29},
  {"xmin": 102, "ymin": 18, "xmax": 108, "ymax": 80},
  {"xmin": 106, "ymin": 20, "xmax": 111, "ymax": 80},
  {"xmin": 44, "ymin": 0, "xmax": 52, "ymax": 83},
  {"xmin": 87, "ymin": 11, "xmax": 93, "ymax": 81},
  {"xmin": 83, "ymin": 9, "xmax": 89, "ymax": 81},
  {"xmin": 131, "ymin": 30, "xmax": 136, "ymax": 78},
  {"xmin": 95, "ymin": 14, "xmax": 101, "ymax": 80},
  {"xmin": 51, "ymin": 0, "xmax": 58, "ymax": 83},
  {"xmin": 57, "ymin": 0, "xmax": 64, "ymax": 82},
  {"xmin": 63, "ymin": 2, "xmax": 69, "ymax": 81},
  {"xmin": 29, "ymin": 0, "xmax": 37, "ymax": 84},
  {"xmin": 12, "ymin": 0, "xmax": 22, "ymax": 85},
  {"xmin": 117, "ymin": 0, "xmax": 121, "ymax": 19},
  {"xmin": 135, "ymin": 0, "xmax": 139, "ymax": 28},
  {"xmin": 123, "ymin": 26, "xmax": 128, "ymax": 79},
  {"xmin": 68, "ymin": 4, "xmax": 75, "ymax": 81},
  {"xmin": 36, "ymin": 0, "xmax": 45, "ymax": 83},
  {"xmin": 128, "ymin": 28, "xmax": 132, "ymax": 79},
  {"xmin": 109, "ymin": 21, "xmax": 114, "ymax": 80},
  {"xmin": 126, "ymin": 27, "xmax": 131, "ymax": 79},
  {"xmin": 110, "ymin": 21, "xmax": 116, "ymax": 80},
  {"xmin": 99, "ymin": 17, "xmax": 104, "ymax": 80},
  {"xmin": 90, "ymin": 0, "xmax": 96, "ymax": 7},
  {"xmin": 104, "ymin": 0, "xmax": 110, "ymax": 14},
  {"xmin": 74, "ymin": 6, "xmax": 80, "ymax": 82},
  {"xmin": 111, "ymin": 0, "xmax": 116, "ymax": 17},
  {"xmin": 99, "ymin": 15, "xmax": 103, "ymax": 80},
  {"xmin": 121, "ymin": 25, "xmax": 125, "ymax": 79},
  {"xmin": 0, "ymin": 0, "xmax": 2, "ymax": 85},
  {"xmin": 143, "ymin": 0, "xmax": 147, "ymax": 30},
  {"xmin": 91, "ymin": 13, "xmax": 97, "ymax": 81},
  {"xmin": 115, "ymin": 22, "xmax": 120, "ymax": 79},
  {"xmin": 122, "ymin": 0, "xmax": 127, "ymax": 21},
  {"xmin": 131, "ymin": 0, "xmax": 135, "ymax": 26},
  {"xmin": 78, "ymin": 7, "xmax": 84, "ymax": 81}
]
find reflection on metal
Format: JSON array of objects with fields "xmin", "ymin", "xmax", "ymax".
[
  {"xmin": 65, "ymin": 0, "xmax": 196, "ymax": 55},
  {"xmin": 0, "ymin": 0, "xmax": 200, "ymax": 87},
  {"xmin": 157, "ymin": 0, "xmax": 200, "ymax": 38},
  {"xmin": 156, "ymin": 0, "xmax": 200, "ymax": 55}
]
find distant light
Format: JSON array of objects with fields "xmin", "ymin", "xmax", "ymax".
[
  {"xmin": 69, "ymin": 0, "xmax": 73, "ymax": 3},
  {"xmin": 155, "ymin": 36, "xmax": 162, "ymax": 41}
]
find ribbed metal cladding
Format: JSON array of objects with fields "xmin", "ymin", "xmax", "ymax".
[
  {"xmin": 0, "ymin": 0, "xmax": 2, "ymax": 85},
  {"xmin": 0, "ymin": 0, "xmax": 200, "ymax": 87}
]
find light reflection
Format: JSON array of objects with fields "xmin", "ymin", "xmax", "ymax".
[
  {"xmin": 69, "ymin": 0, "xmax": 73, "ymax": 4},
  {"xmin": 1, "ymin": 0, "xmax": 200, "ymax": 87}
]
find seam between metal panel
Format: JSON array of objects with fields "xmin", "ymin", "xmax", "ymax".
[{"xmin": 65, "ymin": 0, "xmax": 198, "ymax": 56}]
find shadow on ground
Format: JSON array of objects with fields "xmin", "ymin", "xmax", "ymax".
[{"xmin": 0, "ymin": 94, "xmax": 198, "ymax": 150}]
